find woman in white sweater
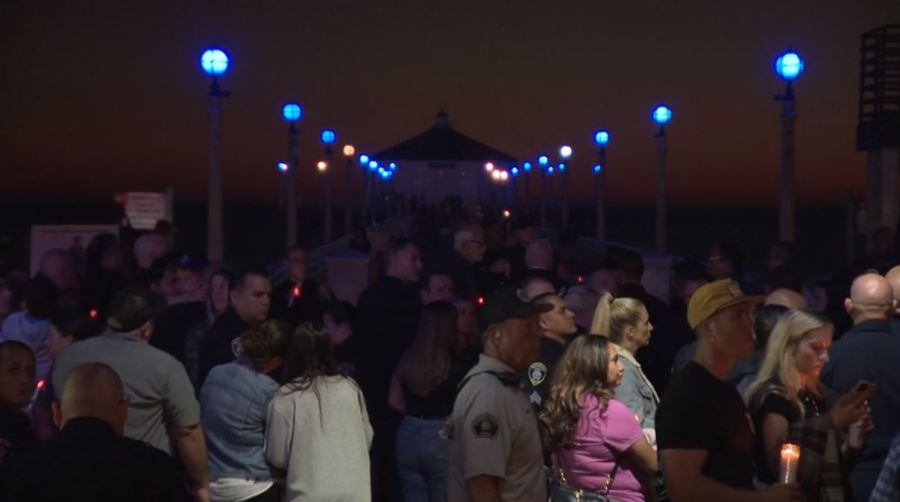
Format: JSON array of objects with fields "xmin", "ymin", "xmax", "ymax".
[{"xmin": 266, "ymin": 322, "xmax": 373, "ymax": 501}]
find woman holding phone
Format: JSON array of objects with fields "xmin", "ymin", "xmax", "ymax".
[{"xmin": 745, "ymin": 309, "xmax": 872, "ymax": 499}]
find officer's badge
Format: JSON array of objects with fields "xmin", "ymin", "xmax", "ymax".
[
  {"xmin": 528, "ymin": 362, "xmax": 547, "ymax": 387},
  {"xmin": 471, "ymin": 413, "xmax": 500, "ymax": 439}
]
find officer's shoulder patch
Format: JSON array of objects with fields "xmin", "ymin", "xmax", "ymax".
[
  {"xmin": 471, "ymin": 413, "xmax": 500, "ymax": 439},
  {"xmin": 528, "ymin": 362, "xmax": 548, "ymax": 387}
]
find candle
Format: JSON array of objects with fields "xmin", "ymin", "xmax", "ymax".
[{"xmin": 779, "ymin": 443, "xmax": 800, "ymax": 484}]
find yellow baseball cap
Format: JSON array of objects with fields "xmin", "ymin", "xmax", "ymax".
[{"xmin": 687, "ymin": 279, "xmax": 748, "ymax": 329}]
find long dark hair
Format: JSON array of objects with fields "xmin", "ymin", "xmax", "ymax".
[
  {"xmin": 282, "ymin": 322, "xmax": 342, "ymax": 392},
  {"xmin": 539, "ymin": 335, "xmax": 616, "ymax": 452},
  {"xmin": 396, "ymin": 301, "xmax": 458, "ymax": 397}
]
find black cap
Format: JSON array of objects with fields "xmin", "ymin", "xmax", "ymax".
[
  {"xmin": 479, "ymin": 287, "xmax": 553, "ymax": 327},
  {"xmin": 106, "ymin": 287, "xmax": 165, "ymax": 332}
]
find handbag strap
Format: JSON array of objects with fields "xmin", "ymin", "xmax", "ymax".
[{"xmin": 554, "ymin": 447, "xmax": 626, "ymax": 496}]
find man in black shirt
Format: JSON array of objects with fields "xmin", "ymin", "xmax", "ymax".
[
  {"xmin": 524, "ymin": 293, "xmax": 577, "ymax": 410},
  {"xmin": 198, "ymin": 268, "xmax": 271, "ymax": 385},
  {"xmin": 656, "ymin": 279, "xmax": 800, "ymax": 502},
  {"xmin": 3, "ymin": 362, "xmax": 188, "ymax": 501},
  {"xmin": 355, "ymin": 238, "xmax": 423, "ymax": 501}
]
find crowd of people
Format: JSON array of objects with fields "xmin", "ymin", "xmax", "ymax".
[{"xmin": 0, "ymin": 204, "xmax": 898, "ymax": 502}]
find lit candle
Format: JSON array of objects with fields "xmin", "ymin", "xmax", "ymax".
[{"xmin": 779, "ymin": 443, "xmax": 800, "ymax": 484}]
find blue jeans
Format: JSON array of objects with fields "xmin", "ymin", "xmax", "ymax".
[{"xmin": 395, "ymin": 416, "xmax": 448, "ymax": 502}]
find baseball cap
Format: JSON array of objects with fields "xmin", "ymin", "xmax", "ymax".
[
  {"xmin": 176, "ymin": 254, "xmax": 208, "ymax": 272},
  {"xmin": 106, "ymin": 287, "xmax": 165, "ymax": 332},
  {"xmin": 479, "ymin": 287, "xmax": 553, "ymax": 327},
  {"xmin": 687, "ymin": 279, "xmax": 748, "ymax": 329}
]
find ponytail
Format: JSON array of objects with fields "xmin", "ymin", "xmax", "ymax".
[{"xmin": 590, "ymin": 292, "xmax": 614, "ymax": 336}]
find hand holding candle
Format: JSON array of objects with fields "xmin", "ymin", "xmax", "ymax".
[{"xmin": 779, "ymin": 443, "xmax": 800, "ymax": 484}]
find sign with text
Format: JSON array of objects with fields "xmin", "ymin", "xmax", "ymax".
[
  {"xmin": 30, "ymin": 224, "xmax": 119, "ymax": 275},
  {"xmin": 115, "ymin": 192, "xmax": 167, "ymax": 230}
]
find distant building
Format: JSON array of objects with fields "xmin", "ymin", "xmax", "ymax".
[{"xmin": 372, "ymin": 110, "xmax": 517, "ymax": 205}]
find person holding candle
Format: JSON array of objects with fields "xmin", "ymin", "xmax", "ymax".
[
  {"xmin": 746, "ymin": 309, "xmax": 870, "ymax": 499},
  {"xmin": 656, "ymin": 279, "xmax": 802, "ymax": 502}
]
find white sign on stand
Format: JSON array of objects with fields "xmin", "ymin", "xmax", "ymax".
[
  {"xmin": 115, "ymin": 192, "xmax": 168, "ymax": 230},
  {"xmin": 30, "ymin": 225, "xmax": 119, "ymax": 275}
]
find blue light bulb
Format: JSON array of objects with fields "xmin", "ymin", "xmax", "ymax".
[
  {"xmin": 538, "ymin": 155, "xmax": 549, "ymax": 167},
  {"xmin": 775, "ymin": 51, "xmax": 805, "ymax": 81},
  {"xmin": 593, "ymin": 164, "xmax": 602, "ymax": 174},
  {"xmin": 511, "ymin": 167, "xmax": 519, "ymax": 176},
  {"xmin": 359, "ymin": 154, "xmax": 370, "ymax": 165},
  {"xmin": 200, "ymin": 48, "xmax": 229, "ymax": 76},
  {"xmin": 594, "ymin": 130, "xmax": 610, "ymax": 146},
  {"xmin": 368, "ymin": 160, "xmax": 378, "ymax": 171},
  {"xmin": 652, "ymin": 105, "xmax": 672, "ymax": 125},
  {"xmin": 523, "ymin": 161, "xmax": 533, "ymax": 171},
  {"xmin": 320, "ymin": 129, "xmax": 336, "ymax": 145},
  {"xmin": 281, "ymin": 102, "xmax": 302, "ymax": 122},
  {"xmin": 547, "ymin": 166, "xmax": 555, "ymax": 174}
]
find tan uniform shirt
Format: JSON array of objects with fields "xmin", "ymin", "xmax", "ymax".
[{"xmin": 447, "ymin": 354, "xmax": 546, "ymax": 502}]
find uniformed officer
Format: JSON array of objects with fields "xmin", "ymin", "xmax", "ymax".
[
  {"xmin": 447, "ymin": 287, "xmax": 552, "ymax": 502},
  {"xmin": 524, "ymin": 292, "xmax": 578, "ymax": 410}
]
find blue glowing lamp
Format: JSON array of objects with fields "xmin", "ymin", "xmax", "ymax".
[
  {"xmin": 558, "ymin": 162, "xmax": 566, "ymax": 172},
  {"xmin": 281, "ymin": 102, "xmax": 302, "ymax": 122},
  {"xmin": 593, "ymin": 164, "xmax": 602, "ymax": 174},
  {"xmin": 652, "ymin": 105, "xmax": 672, "ymax": 125},
  {"xmin": 547, "ymin": 166, "xmax": 555, "ymax": 174},
  {"xmin": 359, "ymin": 154, "xmax": 370, "ymax": 165},
  {"xmin": 775, "ymin": 51, "xmax": 805, "ymax": 81},
  {"xmin": 320, "ymin": 129, "xmax": 336, "ymax": 145},
  {"xmin": 538, "ymin": 155, "xmax": 550, "ymax": 167},
  {"xmin": 388, "ymin": 162, "xmax": 398, "ymax": 170},
  {"xmin": 523, "ymin": 161, "xmax": 533, "ymax": 172},
  {"xmin": 200, "ymin": 48, "xmax": 229, "ymax": 76},
  {"xmin": 277, "ymin": 162, "xmax": 289, "ymax": 173},
  {"xmin": 594, "ymin": 130, "xmax": 610, "ymax": 146},
  {"xmin": 510, "ymin": 167, "xmax": 519, "ymax": 176},
  {"xmin": 368, "ymin": 160, "xmax": 379, "ymax": 171}
]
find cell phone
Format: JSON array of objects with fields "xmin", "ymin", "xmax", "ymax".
[{"xmin": 847, "ymin": 380, "xmax": 876, "ymax": 405}]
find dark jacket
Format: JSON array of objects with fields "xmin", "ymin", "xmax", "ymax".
[
  {"xmin": 822, "ymin": 318, "xmax": 900, "ymax": 502},
  {"xmin": 198, "ymin": 308, "xmax": 249, "ymax": 386},
  {"xmin": 1, "ymin": 417, "xmax": 189, "ymax": 501},
  {"xmin": 355, "ymin": 276, "xmax": 422, "ymax": 415}
]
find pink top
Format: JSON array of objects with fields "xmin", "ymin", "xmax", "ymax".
[{"xmin": 554, "ymin": 396, "xmax": 645, "ymax": 502}]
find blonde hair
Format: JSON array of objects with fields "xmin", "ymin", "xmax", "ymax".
[
  {"xmin": 745, "ymin": 309, "xmax": 832, "ymax": 414},
  {"xmin": 589, "ymin": 292, "xmax": 646, "ymax": 343}
]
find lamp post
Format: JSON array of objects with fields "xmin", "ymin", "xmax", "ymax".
[
  {"xmin": 357, "ymin": 153, "xmax": 369, "ymax": 225},
  {"xmin": 774, "ymin": 50, "xmax": 804, "ymax": 242},
  {"xmin": 200, "ymin": 47, "xmax": 230, "ymax": 261},
  {"xmin": 342, "ymin": 144, "xmax": 355, "ymax": 236},
  {"xmin": 537, "ymin": 154, "xmax": 550, "ymax": 227},
  {"xmin": 281, "ymin": 102, "xmax": 302, "ymax": 247},
  {"xmin": 522, "ymin": 161, "xmax": 533, "ymax": 212},
  {"xmin": 559, "ymin": 145, "xmax": 572, "ymax": 228},
  {"xmin": 652, "ymin": 105, "xmax": 672, "ymax": 251},
  {"xmin": 593, "ymin": 130, "xmax": 610, "ymax": 240},
  {"xmin": 320, "ymin": 129, "xmax": 336, "ymax": 242}
]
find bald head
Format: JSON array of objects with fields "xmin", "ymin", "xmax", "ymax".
[
  {"xmin": 886, "ymin": 266, "xmax": 900, "ymax": 315},
  {"xmin": 133, "ymin": 233, "xmax": 167, "ymax": 269},
  {"xmin": 54, "ymin": 363, "xmax": 128, "ymax": 434},
  {"xmin": 764, "ymin": 288, "xmax": 807, "ymax": 310},
  {"xmin": 844, "ymin": 273, "xmax": 895, "ymax": 324}
]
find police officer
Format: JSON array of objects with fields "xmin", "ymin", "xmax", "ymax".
[
  {"xmin": 447, "ymin": 287, "xmax": 552, "ymax": 502},
  {"xmin": 524, "ymin": 292, "xmax": 578, "ymax": 410}
]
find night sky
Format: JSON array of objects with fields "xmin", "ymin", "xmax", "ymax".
[{"xmin": 2, "ymin": 0, "xmax": 898, "ymax": 208}]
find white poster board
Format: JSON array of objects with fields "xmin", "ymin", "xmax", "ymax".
[{"xmin": 30, "ymin": 225, "xmax": 119, "ymax": 275}]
